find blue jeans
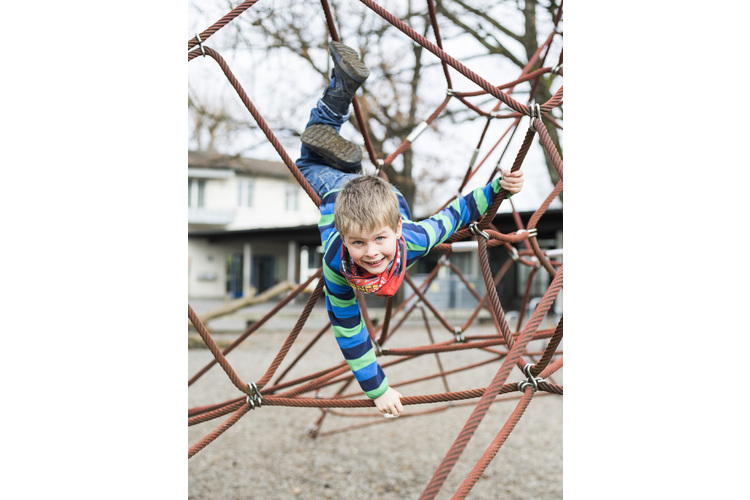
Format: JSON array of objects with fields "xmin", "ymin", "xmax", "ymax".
[{"xmin": 296, "ymin": 100, "xmax": 359, "ymax": 199}]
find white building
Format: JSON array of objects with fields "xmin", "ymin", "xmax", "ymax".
[{"xmin": 188, "ymin": 150, "xmax": 321, "ymax": 300}]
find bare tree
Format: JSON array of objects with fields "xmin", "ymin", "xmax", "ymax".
[
  {"xmin": 188, "ymin": 0, "xmax": 563, "ymax": 209},
  {"xmin": 435, "ymin": 0, "xmax": 563, "ymax": 192}
]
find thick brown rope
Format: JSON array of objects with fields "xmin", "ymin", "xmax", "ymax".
[
  {"xmin": 358, "ymin": 0, "xmax": 529, "ymax": 115},
  {"xmin": 188, "ymin": 304, "xmax": 247, "ymax": 394},
  {"xmin": 188, "ymin": 0, "xmax": 261, "ymax": 52},
  {"xmin": 256, "ymin": 277, "xmax": 326, "ymax": 389},
  {"xmin": 452, "ymin": 385, "xmax": 536, "ymax": 499},
  {"xmin": 189, "ymin": 401, "xmax": 253, "ymax": 458},
  {"xmin": 188, "ymin": 269, "xmax": 322, "ymax": 386},
  {"xmin": 188, "ymin": 46, "xmax": 321, "ymax": 207},
  {"xmin": 419, "ymin": 267, "xmax": 563, "ymax": 499}
]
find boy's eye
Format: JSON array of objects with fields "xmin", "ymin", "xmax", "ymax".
[{"xmin": 375, "ymin": 236, "xmax": 385, "ymax": 241}]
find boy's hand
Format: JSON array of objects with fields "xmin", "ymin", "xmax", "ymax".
[
  {"xmin": 374, "ymin": 387, "xmax": 404, "ymax": 417},
  {"xmin": 500, "ymin": 169, "xmax": 524, "ymax": 195}
]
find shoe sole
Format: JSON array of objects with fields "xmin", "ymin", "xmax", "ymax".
[
  {"xmin": 301, "ymin": 124, "xmax": 362, "ymax": 172},
  {"xmin": 330, "ymin": 42, "xmax": 370, "ymax": 83}
]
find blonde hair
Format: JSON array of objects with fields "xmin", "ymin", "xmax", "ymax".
[{"xmin": 334, "ymin": 175, "xmax": 401, "ymax": 237}]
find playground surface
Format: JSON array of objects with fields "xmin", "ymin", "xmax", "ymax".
[{"xmin": 188, "ymin": 321, "xmax": 562, "ymax": 499}]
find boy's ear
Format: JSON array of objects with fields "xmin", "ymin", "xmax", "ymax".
[{"xmin": 395, "ymin": 219, "xmax": 403, "ymax": 237}]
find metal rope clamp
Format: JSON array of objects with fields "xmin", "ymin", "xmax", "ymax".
[
  {"xmin": 375, "ymin": 158, "xmax": 385, "ymax": 175},
  {"xmin": 453, "ymin": 326, "xmax": 466, "ymax": 343},
  {"xmin": 469, "ymin": 222, "xmax": 489, "ymax": 241},
  {"xmin": 528, "ymin": 103, "xmax": 541, "ymax": 131},
  {"xmin": 246, "ymin": 382, "xmax": 263, "ymax": 409},
  {"xmin": 518, "ymin": 363, "xmax": 544, "ymax": 392},
  {"xmin": 507, "ymin": 245, "xmax": 519, "ymax": 261},
  {"xmin": 194, "ymin": 33, "xmax": 207, "ymax": 57}
]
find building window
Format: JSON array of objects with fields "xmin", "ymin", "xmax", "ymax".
[
  {"xmin": 188, "ymin": 179, "xmax": 206, "ymax": 208},
  {"xmin": 238, "ymin": 179, "xmax": 254, "ymax": 207},
  {"xmin": 285, "ymin": 185, "xmax": 299, "ymax": 211},
  {"xmin": 515, "ymin": 238, "xmax": 557, "ymax": 298},
  {"xmin": 451, "ymin": 252, "xmax": 475, "ymax": 277}
]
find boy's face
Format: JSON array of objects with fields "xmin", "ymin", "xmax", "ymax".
[{"xmin": 342, "ymin": 220, "xmax": 402, "ymax": 275}]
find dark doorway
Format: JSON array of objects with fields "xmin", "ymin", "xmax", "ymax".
[
  {"xmin": 252, "ymin": 255, "xmax": 275, "ymax": 293},
  {"xmin": 226, "ymin": 252, "xmax": 244, "ymax": 298}
]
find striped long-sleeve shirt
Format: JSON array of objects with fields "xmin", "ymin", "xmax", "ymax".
[{"xmin": 318, "ymin": 177, "xmax": 505, "ymax": 399}]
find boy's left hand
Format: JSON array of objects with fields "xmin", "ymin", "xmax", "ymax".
[
  {"xmin": 374, "ymin": 386, "xmax": 404, "ymax": 417},
  {"xmin": 500, "ymin": 169, "xmax": 524, "ymax": 195}
]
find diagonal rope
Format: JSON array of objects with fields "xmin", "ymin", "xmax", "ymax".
[{"xmin": 419, "ymin": 266, "xmax": 563, "ymax": 499}]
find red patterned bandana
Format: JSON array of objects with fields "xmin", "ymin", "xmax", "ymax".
[{"xmin": 340, "ymin": 235, "xmax": 407, "ymax": 297}]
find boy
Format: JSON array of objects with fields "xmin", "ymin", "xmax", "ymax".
[{"xmin": 296, "ymin": 42, "xmax": 524, "ymax": 417}]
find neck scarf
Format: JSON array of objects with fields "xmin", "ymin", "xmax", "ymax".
[{"xmin": 340, "ymin": 234, "xmax": 406, "ymax": 297}]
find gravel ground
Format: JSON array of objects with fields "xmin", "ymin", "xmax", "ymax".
[{"xmin": 188, "ymin": 321, "xmax": 562, "ymax": 500}]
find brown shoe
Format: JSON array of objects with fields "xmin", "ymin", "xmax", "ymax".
[{"xmin": 301, "ymin": 124, "xmax": 362, "ymax": 173}]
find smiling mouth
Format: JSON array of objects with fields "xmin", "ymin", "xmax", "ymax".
[{"xmin": 365, "ymin": 258, "xmax": 385, "ymax": 268}]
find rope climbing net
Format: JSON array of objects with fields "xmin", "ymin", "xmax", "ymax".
[{"xmin": 188, "ymin": 1, "xmax": 563, "ymax": 498}]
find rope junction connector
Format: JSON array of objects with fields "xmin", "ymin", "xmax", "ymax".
[
  {"xmin": 518, "ymin": 364, "xmax": 544, "ymax": 392},
  {"xmin": 528, "ymin": 103, "xmax": 542, "ymax": 131},
  {"xmin": 469, "ymin": 222, "xmax": 489, "ymax": 241},
  {"xmin": 517, "ymin": 228, "xmax": 537, "ymax": 239},
  {"xmin": 374, "ymin": 339, "xmax": 384, "ymax": 356},
  {"xmin": 446, "ymin": 88, "xmax": 456, "ymax": 96},
  {"xmin": 195, "ymin": 33, "xmax": 206, "ymax": 57},
  {"xmin": 507, "ymin": 245, "xmax": 519, "ymax": 261},
  {"xmin": 375, "ymin": 158, "xmax": 385, "ymax": 175},
  {"xmin": 245, "ymin": 382, "xmax": 263, "ymax": 409},
  {"xmin": 550, "ymin": 63, "xmax": 563, "ymax": 75},
  {"xmin": 453, "ymin": 326, "xmax": 466, "ymax": 343}
]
